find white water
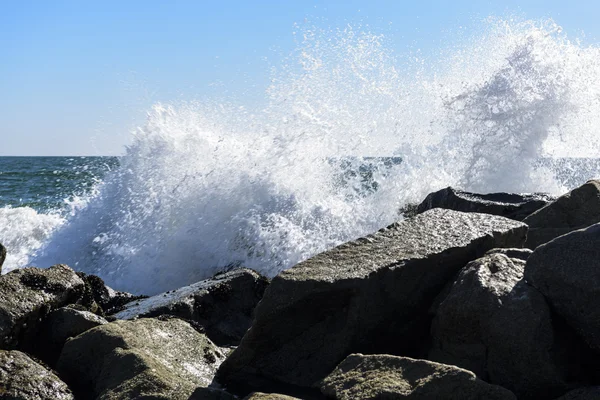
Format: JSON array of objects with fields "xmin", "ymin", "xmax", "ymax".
[{"xmin": 4, "ymin": 18, "xmax": 600, "ymax": 294}]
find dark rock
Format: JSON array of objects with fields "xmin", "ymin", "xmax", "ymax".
[
  {"xmin": 76, "ymin": 272, "xmax": 147, "ymax": 315},
  {"xmin": 217, "ymin": 209, "xmax": 527, "ymax": 389},
  {"xmin": 36, "ymin": 306, "xmax": 108, "ymax": 365},
  {"xmin": 525, "ymin": 223, "xmax": 600, "ymax": 352},
  {"xmin": 0, "ymin": 349, "xmax": 74, "ymax": 399},
  {"xmin": 484, "ymin": 247, "xmax": 533, "ymax": 261},
  {"xmin": 113, "ymin": 268, "xmax": 269, "ymax": 346},
  {"xmin": 320, "ymin": 354, "xmax": 516, "ymax": 400},
  {"xmin": 415, "ymin": 186, "xmax": 554, "ymax": 221},
  {"xmin": 57, "ymin": 317, "xmax": 226, "ymax": 400},
  {"xmin": 189, "ymin": 387, "xmax": 239, "ymax": 399},
  {"xmin": 554, "ymin": 387, "xmax": 600, "ymax": 400},
  {"xmin": 523, "ymin": 179, "xmax": 600, "ymax": 248},
  {"xmin": 244, "ymin": 393, "xmax": 301, "ymax": 399},
  {"xmin": 430, "ymin": 253, "xmax": 568, "ymax": 399},
  {"xmin": 0, "ymin": 265, "xmax": 85, "ymax": 350},
  {"xmin": 0, "ymin": 242, "xmax": 6, "ymax": 274}
]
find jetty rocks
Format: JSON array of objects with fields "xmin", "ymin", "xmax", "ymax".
[{"xmin": 0, "ymin": 179, "xmax": 599, "ymax": 399}]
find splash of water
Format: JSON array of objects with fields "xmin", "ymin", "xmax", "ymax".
[{"xmin": 25, "ymin": 18, "xmax": 600, "ymax": 294}]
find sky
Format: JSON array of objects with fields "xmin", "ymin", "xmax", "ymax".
[{"xmin": 1, "ymin": 0, "xmax": 600, "ymax": 156}]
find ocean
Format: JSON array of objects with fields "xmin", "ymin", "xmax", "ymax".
[{"xmin": 2, "ymin": 18, "xmax": 600, "ymax": 295}]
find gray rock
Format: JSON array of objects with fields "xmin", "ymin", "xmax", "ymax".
[
  {"xmin": 217, "ymin": 209, "xmax": 527, "ymax": 388},
  {"xmin": 523, "ymin": 179, "xmax": 600, "ymax": 248},
  {"xmin": 76, "ymin": 272, "xmax": 147, "ymax": 315},
  {"xmin": 37, "ymin": 306, "xmax": 108, "ymax": 365},
  {"xmin": 243, "ymin": 393, "xmax": 301, "ymax": 399},
  {"xmin": 0, "ymin": 349, "xmax": 74, "ymax": 400},
  {"xmin": 0, "ymin": 265, "xmax": 85, "ymax": 349},
  {"xmin": 554, "ymin": 387, "xmax": 600, "ymax": 400},
  {"xmin": 189, "ymin": 387, "xmax": 239, "ymax": 399},
  {"xmin": 0, "ymin": 242, "xmax": 6, "ymax": 274},
  {"xmin": 57, "ymin": 317, "xmax": 226, "ymax": 400},
  {"xmin": 430, "ymin": 253, "xmax": 567, "ymax": 399},
  {"xmin": 484, "ymin": 247, "xmax": 533, "ymax": 261},
  {"xmin": 320, "ymin": 353, "xmax": 516, "ymax": 400},
  {"xmin": 415, "ymin": 186, "xmax": 554, "ymax": 221},
  {"xmin": 113, "ymin": 268, "xmax": 269, "ymax": 346},
  {"xmin": 525, "ymin": 223, "xmax": 600, "ymax": 352}
]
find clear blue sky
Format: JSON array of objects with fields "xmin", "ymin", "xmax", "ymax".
[{"xmin": 1, "ymin": 0, "xmax": 599, "ymax": 156}]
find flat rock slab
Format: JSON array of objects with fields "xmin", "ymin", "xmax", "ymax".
[
  {"xmin": 430, "ymin": 253, "xmax": 567, "ymax": 399},
  {"xmin": 525, "ymin": 223, "xmax": 600, "ymax": 352},
  {"xmin": 416, "ymin": 186, "xmax": 553, "ymax": 221},
  {"xmin": 523, "ymin": 179, "xmax": 600, "ymax": 248},
  {"xmin": 113, "ymin": 268, "xmax": 269, "ymax": 346},
  {"xmin": 217, "ymin": 209, "xmax": 527, "ymax": 389},
  {"xmin": 0, "ymin": 265, "xmax": 85, "ymax": 349},
  {"xmin": 320, "ymin": 354, "xmax": 516, "ymax": 400},
  {"xmin": 57, "ymin": 317, "xmax": 226, "ymax": 400},
  {"xmin": 0, "ymin": 350, "xmax": 74, "ymax": 400}
]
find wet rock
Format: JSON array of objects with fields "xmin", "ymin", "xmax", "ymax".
[
  {"xmin": 57, "ymin": 317, "xmax": 226, "ymax": 400},
  {"xmin": 525, "ymin": 223, "xmax": 600, "ymax": 352},
  {"xmin": 76, "ymin": 272, "xmax": 147, "ymax": 315},
  {"xmin": 415, "ymin": 186, "xmax": 554, "ymax": 221},
  {"xmin": 523, "ymin": 179, "xmax": 600, "ymax": 248},
  {"xmin": 554, "ymin": 387, "xmax": 600, "ymax": 400},
  {"xmin": 0, "ymin": 265, "xmax": 85, "ymax": 349},
  {"xmin": 36, "ymin": 306, "xmax": 108, "ymax": 365},
  {"xmin": 217, "ymin": 209, "xmax": 527, "ymax": 389},
  {"xmin": 244, "ymin": 393, "xmax": 301, "ymax": 399},
  {"xmin": 0, "ymin": 242, "xmax": 6, "ymax": 274},
  {"xmin": 430, "ymin": 253, "xmax": 567, "ymax": 399},
  {"xmin": 0, "ymin": 349, "xmax": 74, "ymax": 400},
  {"xmin": 320, "ymin": 354, "xmax": 516, "ymax": 400},
  {"xmin": 484, "ymin": 247, "xmax": 533, "ymax": 261},
  {"xmin": 189, "ymin": 386, "xmax": 239, "ymax": 399},
  {"xmin": 113, "ymin": 268, "xmax": 269, "ymax": 346}
]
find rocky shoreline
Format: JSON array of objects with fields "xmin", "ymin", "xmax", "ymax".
[{"xmin": 1, "ymin": 179, "xmax": 600, "ymax": 399}]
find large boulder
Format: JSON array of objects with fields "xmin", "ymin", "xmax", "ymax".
[
  {"xmin": 554, "ymin": 387, "xmax": 600, "ymax": 400},
  {"xmin": 0, "ymin": 265, "xmax": 85, "ymax": 349},
  {"xmin": 56, "ymin": 317, "xmax": 226, "ymax": 400},
  {"xmin": 430, "ymin": 253, "xmax": 568, "ymax": 399},
  {"xmin": 320, "ymin": 354, "xmax": 516, "ymax": 400},
  {"xmin": 113, "ymin": 268, "xmax": 269, "ymax": 346},
  {"xmin": 0, "ymin": 349, "xmax": 74, "ymax": 400},
  {"xmin": 217, "ymin": 209, "xmax": 527, "ymax": 390},
  {"xmin": 523, "ymin": 179, "xmax": 600, "ymax": 248},
  {"xmin": 76, "ymin": 272, "xmax": 147, "ymax": 316},
  {"xmin": 525, "ymin": 223, "xmax": 600, "ymax": 352},
  {"xmin": 0, "ymin": 242, "xmax": 6, "ymax": 274},
  {"xmin": 415, "ymin": 186, "xmax": 553, "ymax": 221}
]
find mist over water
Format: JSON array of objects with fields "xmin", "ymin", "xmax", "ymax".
[{"xmin": 8, "ymin": 18, "xmax": 600, "ymax": 294}]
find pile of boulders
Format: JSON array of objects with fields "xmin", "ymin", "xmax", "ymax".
[{"xmin": 1, "ymin": 179, "xmax": 600, "ymax": 399}]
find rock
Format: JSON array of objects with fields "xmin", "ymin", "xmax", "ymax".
[
  {"xmin": 484, "ymin": 247, "xmax": 533, "ymax": 261},
  {"xmin": 415, "ymin": 186, "xmax": 554, "ymax": 221},
  {"xmin": 0, "ymin": 349, "xmax": 74, "ymax": 400},
  {"xmin": 0, "ymin": 265, "xmax": 85, "ymax": 349},
  {"xmin": 76, "ymin": 272, "xmax": 147, "ymax": 316},
  {"xmin": 525, "ymin": 223, "xmax": 600, "ymax": 352},
  {"xmin": 244, "ymin": 393, "xmax": 301, "ymax": 399},
  {"xmin": 320, "ymin": 354, "xmax": 516, "ymax": 400},
  {"xmin": 217, "ymin": 209, "xmax": 527, "ymax": 389},
  {"xmin": 0, "ymin": 242, "xmax": 6, "ymax": 274},
  {"xmin": 554, "ymin": 387, "xmax": 600, "ymax": 400},
  {"xmin": 57, "ymin": 317, "xmax": 226, "ymax": 400},
  {"xmin": 36, "ymin": 306, "xmax": 108, "ymax": 365},
  {"xmin": 523, "ymin": 179, "xmax": 600, "ymax": 248},
  {"xmin": 113, "ymin": 268, "xmax": 269, "ymax": 346},
  {"xmin": 430, "ymin": 253, "xmax": 567, "ymax": 399},
  {"xmin": 189, "ymin": 387, "xmax": 239, "ymax": 399}
]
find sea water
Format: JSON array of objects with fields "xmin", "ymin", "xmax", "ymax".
[{"xmin": 1, "ymin": 18, "xmax": 600, "ymax": 295}]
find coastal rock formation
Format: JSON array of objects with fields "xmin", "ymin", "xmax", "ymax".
[
  {"xmin": 0, "ymin": 242, "xmax": 6, "ymax": 274},
  {"xmin": 523, "ymin": 179, "xmax": 600, "ymax": 248},
  {"xmin": 56, "ymin": 317, "xmax": 226, "ymax": 399},
  {"xmin": 415, "ymin": 186, "xmax": 553, "ymax": 220},
  {"xmin": 0, "ymin": 264, "xmax": 85, "ymax": 349},
  {"xmin": 244, "ymin": 393, "xmax": 302, "ymax": 399},
  {"xmin": 76, "ymin": 272, "xmax": 146, "ymax": 316},
  {"xmin": 189, "ymin": 386, "xmax": 239, "ymax": 399},
  {"xmin": 430, "ymin": 253, "xmax": 567, "ymax": 399},
  {"xmin": 554, "ymin": 387, "xmax": 600, "ymax": 400},
  {"xmin": 113, "ymin": 268, "xmax": 269, "ymax": 346},
  {"xmin": 484, "ymin": 247, "xmax": 532, "ymax": 261},
  {"xmin": 320, "ymin": 354, "xmax": 516, "ymax": 400},
  {"xmin": 217, "ymin": 209, "xmax": 527, "ymax": 389},
  {"xmin": 0, "ymin": 349, "xmax": 74, "ymax": 400},
  {"xmin": 525, "ymin": 223, "xmax": 600, "ymax": 352}
]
